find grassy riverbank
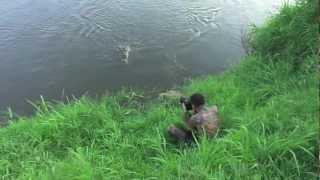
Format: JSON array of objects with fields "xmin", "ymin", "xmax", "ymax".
[{"xmin": 0, "ymin": 0, "xmax": 318, "ymax": 179}]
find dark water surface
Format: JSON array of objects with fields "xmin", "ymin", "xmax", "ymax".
[{"xmin": 0, "ymin": 0, "xmax": 286, "ymax": 117}]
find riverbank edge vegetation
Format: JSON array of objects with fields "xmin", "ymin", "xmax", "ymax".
[{"xmin": 0, "ymin": 0, "xmax": 318, "ymax": 179}]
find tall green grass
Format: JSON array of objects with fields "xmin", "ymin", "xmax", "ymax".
[{"xmin": 0, "ymin": 0, "xmax": 318, "ymax": 179}]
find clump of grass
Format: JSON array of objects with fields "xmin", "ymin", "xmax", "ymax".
[
  {"xmin": 0, "ymin": 0, "xmax": 318, "ymax": 179},
  {"xmin": 249, "ymin": 0, "xmax": 318, "ymax": 69}
]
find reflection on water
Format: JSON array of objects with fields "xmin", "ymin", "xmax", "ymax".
[{"xmin": 0, "ymin": 0, "xmax": 288, "ymax": 116}]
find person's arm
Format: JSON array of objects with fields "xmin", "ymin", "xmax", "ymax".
[
  {"xmin": 181, "ymin": 105, "xmax": 194, "ymax": 130},
  {"xmin": 183, "ymin": 111, "xmax": 191, "ymax": 122},
  {"xmin": 186, "ymin": 114, "xmax": 198, "ymax": 130}
]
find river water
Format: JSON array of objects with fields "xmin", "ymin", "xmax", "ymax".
[{"xmin": 0, "ymin": 0, "xmax": 286, "ymax": 117}]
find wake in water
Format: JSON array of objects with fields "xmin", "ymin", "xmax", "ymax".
[
  {"xmin": 186, "ymin": 28, "xmax": 201, "ymax": 42},
  {"xmin": 172, "ymin": 5, "xmax": 222, "ymax": 48},
  {"xmin": 186, "ymin": 6, "xmax": 222, "ymax": 28}
]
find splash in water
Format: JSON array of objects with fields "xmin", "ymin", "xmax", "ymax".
[{"xmin": 117, "ymin": 45, "xmax": 131, "ymax": 64}]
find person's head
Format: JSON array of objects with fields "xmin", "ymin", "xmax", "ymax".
[{"xmin": 189, "ymin": 93, "xmax": 205, "ymax": 111}]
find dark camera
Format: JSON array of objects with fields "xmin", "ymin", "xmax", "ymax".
[{"xmin": 180, "ymin": 97, "xmax": 193, "ymax": 111}]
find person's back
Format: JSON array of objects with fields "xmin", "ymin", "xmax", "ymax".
[
  {"xmin": 188, "ymin": 105, "xmax": 219, "ymax": 137},
  {"xmin": 168, "ymin": 93, "xmax": 220, "ymax": 143}
]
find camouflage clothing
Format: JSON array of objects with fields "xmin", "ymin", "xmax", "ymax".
[
  {"xmin": 187, "ymin": 106, "xmax": 220, "ymax": 137},
  {"xmin": 168, "ymin": 105, "xmax": 220, "ymax": 143}
]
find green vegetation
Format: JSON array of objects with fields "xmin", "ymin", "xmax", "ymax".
[{"xmin": 0, "ymin": 0, "xmax": 318, "ymax": 179}]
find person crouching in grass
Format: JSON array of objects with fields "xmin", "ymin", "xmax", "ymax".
[{"xmin": 168, "ymin": 93, "xmax": 220, "ymax": 144}]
